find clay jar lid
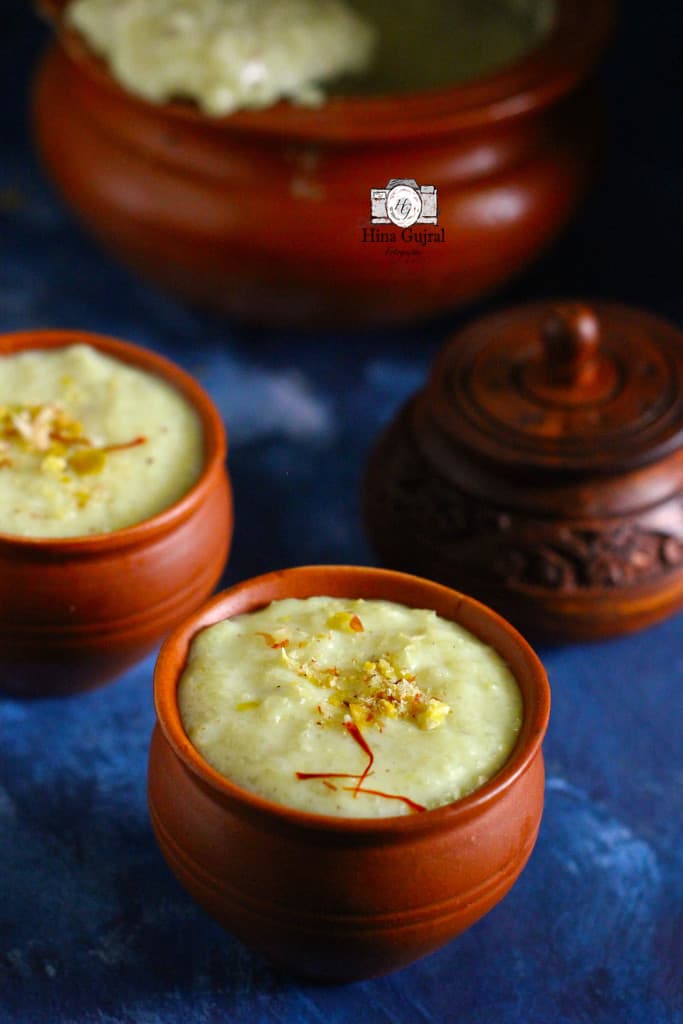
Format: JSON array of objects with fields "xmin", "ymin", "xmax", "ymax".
[{"xmin": 364, "ymin": 302, "xmax": 683, "ymax": 640}]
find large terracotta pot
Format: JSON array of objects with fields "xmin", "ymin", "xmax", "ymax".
[
  {"xmin": 148, "ymin": 565, "xmax": 550, "ymax": 981},
  {"xmin": 33, "ymin": 0, "xmax": 613, "ymax": 327},
  {"xmin": 0, "ymin": 329, "xmax": 232, "ymax": 697}
]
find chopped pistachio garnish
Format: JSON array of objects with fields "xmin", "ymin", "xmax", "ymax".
[
  {"xmin": 1, "ymin": 402, "xmax": 84, "ymax": 451},
  {"xmin": 0, "ymin": 401, "xmax": 145, "ymax": 482},
  {"xmin": 327, "ymin": 611, "xmax": 364, "ymax": 633},
  {"xmin": 68, "ymin": 448, "xmax": 106, "ymax": 476},
  {"xmin": 264, "ymin": 617, "xmax": 451, "ymax": 732},
  {"xmin": 41, "ymin": 453, "xmax": 67, "ymax": 476}
]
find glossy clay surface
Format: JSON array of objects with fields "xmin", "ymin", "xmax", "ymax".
[
  {"xmin": 0, "ymin": 344, "xmax": 203, "ymax": 537},
  {"xmin": 178, "ymin": 596, "xmax": 522, "ymax": 817}
]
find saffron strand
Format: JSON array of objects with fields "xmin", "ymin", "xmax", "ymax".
[{"xmin": 296, "ymin": 718, "xmax": 425, "ymax": 813}]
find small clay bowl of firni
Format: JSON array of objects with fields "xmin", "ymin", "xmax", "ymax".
[
  {"xmin": 0, "ymin": 328, "xmax": 232, "ymax": 698},
  {"xmin": 149, "ymin": 565, "xmax": 550, "ymax": 981},
  {"xmin": 33, "ymin": 0, "xmax": 614, "ymax": 327}
]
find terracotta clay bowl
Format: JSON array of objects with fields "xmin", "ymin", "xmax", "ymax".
[
  {"xmin": 33, "ymin": 0, "xmax": 613, "ymax": 327},
  {"xmin": 0, "ymin": 329, "xmax": 232, "ymax": 698},
  {"xmin": 148, "ymin": 565, "xmax": 550, "ymax": 981}
]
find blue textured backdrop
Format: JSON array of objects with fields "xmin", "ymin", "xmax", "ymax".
[{"xmin": 1, "ymin": 2, "xmax": 682, "ymax": 1022}]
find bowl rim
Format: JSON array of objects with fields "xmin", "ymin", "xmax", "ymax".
[
  {"xmin": 39, "ymin": 0, "xmax": 615, "ymax": 142},
  {"xmin": 153, "ymin": 564, "xmax": 551, "ymax": 835},
  {"xmin": 0, "ymin": 328, "xmax": 228, "ymax": 551}
]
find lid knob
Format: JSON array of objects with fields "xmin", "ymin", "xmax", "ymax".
[
  {"xmin": 541, "ymin": 304, "xmax": 601, "ymax": 388},
  {"xmin": 524, "ymin": 303, "xmax": 617, "ymax": 404}
]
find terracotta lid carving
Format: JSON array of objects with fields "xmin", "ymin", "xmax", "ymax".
[
  {"xmin": 364, "ymin": 301, "xmax": 683, "ymax": 640},
  {"xmin": 427, "ymin": 302, "xmax": 683, "ymax": 473}
]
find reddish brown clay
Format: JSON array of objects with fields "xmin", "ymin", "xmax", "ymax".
[
  {"xmin": 0, "ymin": 329, "xmax": 232, "ymax": 697},
  {"xmin": 33, "ymin": 1, "xmax": 613, "ymax": 327},
  {"xmin": 364, "ymin": 302, "xmax": 683, "ymax": 640},
  {"xmin": 148, "ymin": 565, "xmax": 550, "ymax": 981}
]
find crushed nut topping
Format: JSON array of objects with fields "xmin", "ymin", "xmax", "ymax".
[
  {"xmin": 254, "ymin": 616, "xmax": 451, "ymax": 732},
  {"xmin": 0, "ymin": 402, "xmax": 146, "ymax": 485},
  {"xmin": 327, "ymin": 611, "xmax": 364, "ymax": 632}
]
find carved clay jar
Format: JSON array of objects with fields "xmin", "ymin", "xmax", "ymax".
[
  {"xmin": 364, "ymin": 303, "xmax": 683, "ymax": 640},
  {"xmin": 148, "ymin": 565, "xmax": 550, "ymax": 981},
  {"xmin": 32, "ymin": 0, "xmax": 613, "ymax": 327}
]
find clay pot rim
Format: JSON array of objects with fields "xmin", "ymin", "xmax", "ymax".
[
  {"xmin": 38, "ymin": 0, "xmax": 615, "ymax": 142},
  {"xmin": 154, "ymin": 565, "xmax": 550, "ymax": 835},
  {"xmin": 0, "ymin": 328, "xmax": 227, "ymax": 552}
]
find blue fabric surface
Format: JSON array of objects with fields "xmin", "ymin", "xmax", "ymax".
[{"xmin": 1, "ymin": 1, "xmax": 682, "ymax": 1022}]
